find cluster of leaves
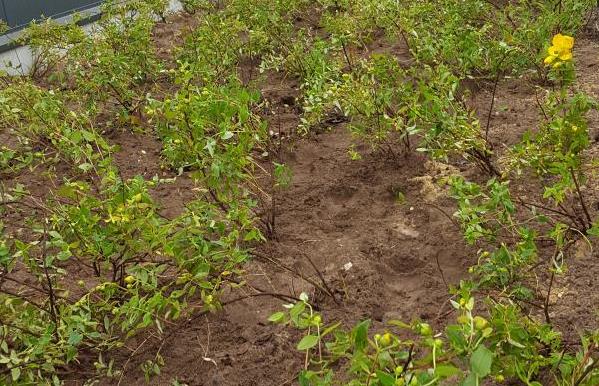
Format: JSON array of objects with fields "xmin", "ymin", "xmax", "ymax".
[
  {"xmin": 272, "ymin": 292, "xmax": 599, "ymax": 385},
  {"xmin": 18, "ymin": 0, "xmax": 168, "ymax": 119},
  {"xmin": 322, "ymin": 55, "xmax": 416, "ymax": 150},
  {"xmin": 396, "ymin": 0, "xmax": 597, "ymax": 77},
  {"xmin": 0, "ymin": 80, "xmax": 114, "ymax": 172},
  {"xmin": 251, "ymin": 0, "xmax": 503, "ymax": 173},
  {"xmin": 506, "ymin": 69, "xmax": 598, "ymax": 231},
  {"xmin": 258, "ymin": 0, "xmax": 597, "ymax": 173},
  {"xmin": 302, "ymin": 53, "xmax": 496, "ymax": 172},
  {"xmin": 0, "ymin": 0, "xmax": 271, "ymax": 383},
  {"xmin": 1, "ymin": 174, "xmax": 256, "ymax": 381}
]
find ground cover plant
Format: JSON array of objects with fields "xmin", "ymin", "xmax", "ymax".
[{"xmin": 1, "ymin": 0, "xmax": 599, "ymax": 384}]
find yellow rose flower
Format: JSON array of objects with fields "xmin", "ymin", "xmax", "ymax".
[
  {"xmin": 552, "ymin": 33, "xmax": 574, "ymax": 51},
  {"xmin": 558, "ymin": 51, "xmax": 572, "ymax": 61},
  {"xmin": 544, "ymin": 33, "xmax": 574, "ymax": 68}
]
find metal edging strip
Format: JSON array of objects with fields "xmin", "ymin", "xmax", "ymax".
[{"xmin": 0, "ymin": 0, "xmax": 105, "ymax": 54}]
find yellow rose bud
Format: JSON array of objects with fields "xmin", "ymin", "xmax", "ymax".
[
  {"xmin": 418, "ymin": 323, "xmax": 432, "ymax": 336},
  {"xmin": 380, "ymin": 332, "xmax": 393, "ymax": 347},
  {"xmin": 473, "ymin": 316, "xmax": 488, "ymax": 330},
  {"xmin": 124, "ymin": 275, "xmax": 135, "ymax": 284}
]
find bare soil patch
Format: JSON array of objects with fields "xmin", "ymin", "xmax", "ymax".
[{"xmin": 110, "ymin": 127, "xmax": 473, "ymax": 386}]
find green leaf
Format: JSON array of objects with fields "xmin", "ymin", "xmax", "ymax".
[
  {"xmin": 68, "ymin": 331, "xmax": 83, "ymax": 345},
  {"xmin": 66, "ymin": 346, "xmax": 78, "ymax": 362},
  {"xmin": 321, "ymin": 321, "xmax": 341, "ymax": 338},
  {"xmin": 388, "ymin": 320, "xmax": 411, "ymax": 329},
  {"xmin": 435, "ymin": 364, "xmax": 461, "ymax": 377},
  {"xmin": 11, "ymin": 367, "xmax": 20, "ymax": 381},
  {"xmin": 81, "ymin": 130, "xmax": 96, "ymax": 142},
  {"xmin": 461, "ymin": 373, "xmax": 477, "ymax": 386},
  {"xmin": 268, "ymin": 312, "xmax": 285, "ymax": 323},
  {"xmin": 289, "ymin": 302, "xmax": 306, "ymax": 324},
  {"xmin": 78, "ymin": 163, "xmax": 93, "ymax": 172},
  {"xmin": 470, "ymin": 344, "xmax": 493, "ymax": 377},
  {"xmin": 507, "ymin": 337, "xmax": 525, "ymax": 348},
  {"xmin": 375, "ymin": 370, "xmax": 395, "ymax": 386},
  {"xmin": 588, "ymin": 223, "xmax": 599, "ymax": 237},
  {"xmin": 297, "ymin": 334, "xmax": 319, "ymax": 351},
  {"xmin": 298, "ymin": 371, "xmax": 311, "ymax": 386},
  {"xmin": 353, "ymin": 320, "xmax": 370, "ymax": 352},
  {"xmin": 204, "ymin": 139, "xmax": 216, "ymax": 156}
]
